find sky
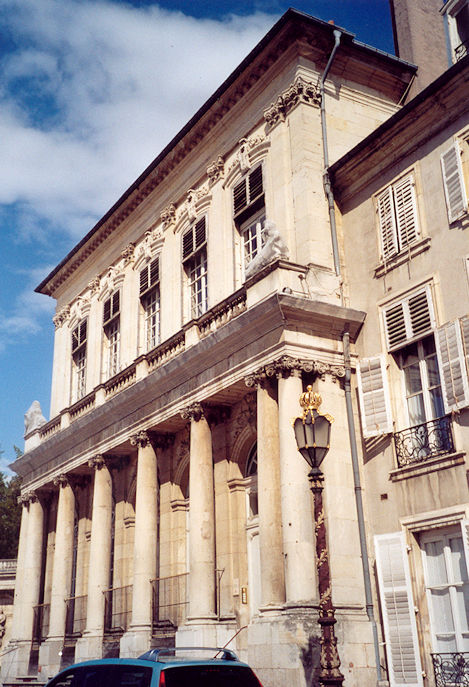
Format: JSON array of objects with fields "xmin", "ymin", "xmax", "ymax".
[{"xmin": 0, "ymin": 0, "xmax": 396, "ymax": 474}]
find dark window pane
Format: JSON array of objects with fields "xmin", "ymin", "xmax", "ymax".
[{"xmin": 163, "ymin": 665, "xmax": 260, "ymax": 687}]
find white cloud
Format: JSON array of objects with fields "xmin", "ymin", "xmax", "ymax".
[{"xmin": 0, "ymin": 0, "xmax": 276, "ymax": 235}]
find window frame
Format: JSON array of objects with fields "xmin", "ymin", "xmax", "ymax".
[
  {"xmin": 182, "ymin": 216, "xmax": 208, "ymax": 320},
  {"xmin": 71, "ymin": 318, "xmax": 88, "ymax": 402},
  {"xmin": 139, "ymin": 257, "xmax": 161, "ymax": 353},
  {"xmin": 103, "ymin": 290, "xmax": 121, "ymax": 378}
]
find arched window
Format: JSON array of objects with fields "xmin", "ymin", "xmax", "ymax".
[{"xmin": 245, "ymin": 443, "xmax": 258, "ymax": 518}]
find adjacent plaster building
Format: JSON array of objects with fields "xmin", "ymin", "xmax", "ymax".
[{"xmin": 3, "ymin": 6, "xmax": 469, "ymax": 687}]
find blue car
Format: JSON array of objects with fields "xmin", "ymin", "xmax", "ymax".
[{"xmin": 45, "ymin": 647, "xmax": 263, "ymax": 687}]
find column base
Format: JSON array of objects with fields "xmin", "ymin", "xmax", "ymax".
[
  {"xmin": 0, "ymin": 640, "xmax": 38, "ymax": 683},
  {"xmin": 176, "ymin": 619, "xmax": 237, "ymax": 650},
  {"xmin": 120, "ymin": 626, "xmax": 153, "ymax": 658},
  {"xmin": 38, "ymin": 638, "xmax": 65, "ymax": 678},
  {"xmin": 74, "ymin": 633, "xmax": 105, "ymax": 664}
]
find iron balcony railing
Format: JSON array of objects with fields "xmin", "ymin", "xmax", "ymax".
[
  {"xmin": 65, "ymin": 594, "xmax": 87, "ymax": 637},
  {"xmin": 32, "ymin": 603, "xmax": 50, "ymax": 643},
  {"xmin": 455, "ymin": 41, "xmax": 468, "ymax": 61},
  {"xmin": 104, "ymin": 585, "xmax": 132, "ymax": 634},
  {"xmin": 152, "ymin": 573, "xmax": 189, "ymax": 632},
  {"xmin": 393, "ymin": 415, "xmax": 455, "ymax": 468},
  {"xmin": 432, "ymin": 652, "xmax": 469, "ymax": 687}
]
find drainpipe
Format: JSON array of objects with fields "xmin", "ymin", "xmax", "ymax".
[{"xmin": 319, "ymin": 29, "xmax": 383, "ymax": 684}]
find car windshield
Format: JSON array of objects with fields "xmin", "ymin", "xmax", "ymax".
[
  {"xmin": 162, "ymin": 665, "xmax": 259, "ymax": 686},
  {"xmin": 48, "ymin": 665, "xmax": 153, "ymax": 687}
]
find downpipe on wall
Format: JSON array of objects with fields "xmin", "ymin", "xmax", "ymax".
[{"xmin": 319, "ymin": 28, "xmax": 384, "ymax": 684}]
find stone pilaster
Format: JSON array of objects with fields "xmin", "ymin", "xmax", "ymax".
[
  {"xmin": 244, "ymin": 373, "xmax": 285, "ymax": 611},
  {"xmin": 75, "ymin": 456, "xmax": 112, "ymax": 663},
  {"xmin": 39, "ymin": 475, "xmax": 76, "ymax": 675},
  {"xmin": 120, "ymin": 431, "xmax": 158, "ymax": 657}
]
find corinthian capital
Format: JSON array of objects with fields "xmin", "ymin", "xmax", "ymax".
[
  {"xmin": 53, "ymin": 473, "xmax": 70, "ymax": 488},
  {"xmin": 180, "ymin": 402, "xmax": 204, "ymax": 422},
  {"xmin": 88, "ymin": 455, "xmax": 106, "ymax": 470},
  {"xmin": 130, "ymin": 430, "xmax": 151, "ymax": 448}
]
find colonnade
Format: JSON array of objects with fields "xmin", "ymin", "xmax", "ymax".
[{"xmin": 7, "ymin": 357, "xmax": 344, "ymax": 677}]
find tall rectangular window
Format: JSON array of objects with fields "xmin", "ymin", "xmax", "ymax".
[
  {"xmin": 71, "ymin": 319, "xmax": 87, "ymax": 401},
  {"xmin": 233, "ymin": 165, "xmax": 265, "ymax": 273},
  {"xmin": 182, "ymin": 217, "xmax": 208, "ymax": 319},
  {"xmin": 103, "ymin": 290, "xmax": 120, "ymax": 378},
  {"xmin": 140, "ymin": 257, "xmax": 160, "ymax": 352},
  {"xmin": 421, "ymin": 527, "xmax": 469, "ymax": 653}
]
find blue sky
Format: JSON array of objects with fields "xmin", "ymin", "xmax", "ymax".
[{"xmin": 0, "ymin": 0, "xmax": 395, "ymax": 474}]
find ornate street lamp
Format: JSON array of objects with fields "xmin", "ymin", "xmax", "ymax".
[{"xmin": 293, "ymin": 385, "xmax": 344, "ymax": 687}]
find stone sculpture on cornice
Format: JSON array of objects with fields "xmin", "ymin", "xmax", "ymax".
[
  {"xmin": 180, "ymin": 402, "xmax": 205, "ymax": 423},
  {"xmin": 88, "ymin": 277, "xmax": 101, "ymax": 295},
  {"xmin": 245, "ymin": 220, "xmax": 289, "ymax": 280},
  {"xmin": 53, "ymin": 305, "xmax": 70, "ymax": 329},
  {"xmin": 207, "ymin": 156, "xmax": 224, "ymax": 185},
  {"xmin": 53, "ymin": 473, "xmax": 70, "ymax": 488},
  {"xmin": 264, "ymin": 76, "xmax": 321, "ymax": 127},
  {"xmin": 88, "ymin": 455, "xmax": 106, "ymax": 470},
  {"xmin": 160, "ymin": 204, "xmax": 177, "ymax": 231},
  {"xmin": 70, "ymin": 294, "xmax": 91, "ymax": 323},
  {"xmin": 121, "ymin": 242, "xmax": 135, "ymax": 266}
]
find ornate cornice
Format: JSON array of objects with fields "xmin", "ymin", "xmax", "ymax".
[
  {"xmin": 130, "ymin": 430, "xmax": 151, "ymax": 448},
  {"xmin": 121, "ymin": 242, "xmax": 135, "ymax": 265},
  {"xmin": 88, "ymin": 454, "xmax": 107, "ymax": 470},
  {"xmin": 264, "ymin": 76, "xmax": 321, "ymax": 127},
  {"xmin": 245, "ymin": 355, "xmax": 345, "ymax": 387},
  {"xmin": 180, "ymin": 402, "xmax": 205, "ymax": 422}
]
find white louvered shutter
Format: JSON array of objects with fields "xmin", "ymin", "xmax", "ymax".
[
  {"xmin": 394, "ymin": 175, "xmax": 419, "ymax": 249},
  {"xmin": 377, "ymin": 186, "xmax": 398, "ymax": 259},
  {"xmin": 435, "ymin": 318, "xmax": 469, "ymax": 412},
  {"xmin": 441, "ymin": 143, "xmax": 468, "ymax": 223},
  {"xmin": 356, "ymin": 355, "xmax": 393, "ymax": 437},
  {"xmin": 383, "ymin": 286, "xmax": 434, "ymax": 351},
  {"xmin": 375, "ymin": 533, "xmax": 423, "ymax": 687}
]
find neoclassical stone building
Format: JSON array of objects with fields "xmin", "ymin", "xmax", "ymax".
[{"xmin": 3, "ymin": 6, "xmax": 469, "ymax": 687}]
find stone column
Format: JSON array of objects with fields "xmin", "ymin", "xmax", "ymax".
[
  {"xmin": 245, "ymin": 373, "xmax": 285, "ymax": 610},
  {"xmin": 21, "ymin": 493, "xmax": 45, "ymax": 642},
  {"xmin": 182, "ymin": 403, "xmax": 216, "ymax": 621},
  {"xmin": 120, "ymin": 431, "xmax": 158, "ymax": 656},
  {"xmin": 3, "ymin": 492, "xmax": 45, "ymax": 679},
  {"xmin": 39, "ymin": 475, "xmax": 76, "ymax": 674},
  {"xmin": 277, "ymin": 364, "xmax": 316, "ymax": 605},
  {"xmin": 75, "ymin": 456, "xmax": 112, "ymax": 663},
  {"xmin": 9, "ymin": 497, "xmax": 29, "ymax": 642}
]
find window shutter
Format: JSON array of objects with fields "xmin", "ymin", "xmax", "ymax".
[
  {"xmin": 72, "ymin": 319, "xmax": 87, "ymax": 353},
  {"xmin": 233, "ymin": 178, "xmax": 247, "ymax": 215},
  {"xmin": 383, "ymin": 286, "xmax": 434, "ymax": 351},
  {"xmin": 435, "ymin": 318, "xmax": 469, "ymax": 412},
  {"xmin": 374, "ymin": 533, "xmax": 423, "ymax": 687},
  {"xmin": 377, "ymin": 186, "xmax": 398, "ymax": 259},
  {"xmin": 441, "ymin": 142, "xmax": 468, "ymax": 223},
  {"xmin": 140, "ymin": 257, "xmax": 160, "ymax": 296},
  {"xmin": 394, "ymin": 175, "xmax": 419, "ymax": 248},
  {"xmin": 182, "ymin": 219, "xmax": 206, "ymax": 262},
  {"xmin": 356, "ymin": 355, "xmax": 393, "ymax": 437},
  {"xmin": 248, "ymin": 165, "xmax": 263, "ymax": 203},
  {"xmin": 104, "ymin": 291, "xmax": 120, "ymax": 325}
]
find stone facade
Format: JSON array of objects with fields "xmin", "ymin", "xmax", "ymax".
[{"xmin": 3, "ymin": 7, "xmax": 469, "ymax": 687}]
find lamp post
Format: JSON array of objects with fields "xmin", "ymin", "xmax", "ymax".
[{"xmin": 293, "ymin": 385, "xmax": 344, "ymax": 687}]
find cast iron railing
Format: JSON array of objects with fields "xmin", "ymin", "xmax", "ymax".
[
  {"xmin": 394, "ymin": 415, "xmax": 454, "ymax": 467},
  {"xmin": 432, "ymin": 652, "xmax": 469, "ymax": 687},
  {"xmin": 32, "ymin": 603, "xmax": 50, "ymax": 643},
  {"xmin": 65, "ymin": 594, "xmax": 87, "ymax": 637},
  {"xmin": 103, "ymin": 585, "xmax": 132, "ymax": 633},
  {"xmin": 455, "ymin": 41, "xmax": 468, "ymax": 61},
  {"xmin": 152, "ymin": 573, "xmax": 188, "ymax": 632}
]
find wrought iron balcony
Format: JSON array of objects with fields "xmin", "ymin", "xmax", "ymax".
[
  {"xmin": 432, "ymin": 652, "xmax": 469, "ymax": 687},
  {"xmin": 455, "ymin": 41, "xmax": 468, "ymax": 61},
  {"xmin": 393, "ymin": 415, "xmax": 454, "ymax": 467}
]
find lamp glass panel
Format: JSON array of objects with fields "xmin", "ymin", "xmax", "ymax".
[{"xmin": 294, "ymin": 418, "xmax": 307, "ymax": 449}]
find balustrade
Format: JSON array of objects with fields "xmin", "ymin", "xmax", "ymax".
[
  {"xmin": 432, "ymin": 652, "xmax": 469, "ymax": 687},
  {"xmin": 393, "ymin": 416, "xmax": 454, "ymax": 467}
]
